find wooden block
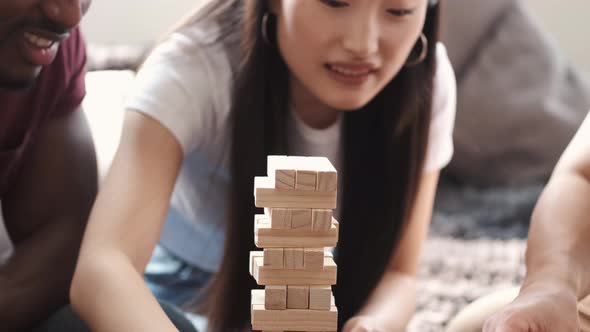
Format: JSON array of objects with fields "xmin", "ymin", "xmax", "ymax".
[
  {"xmin": 317, "ymin": 171, "xmax": 337, "ymax": 192},
  {"xmin": 312, "ymin": 209, "xmax": 332, "ymax": 232},
  {"xmin": 315, "ymin": 157, "xmax": 337, "ymax": 192},
  {"xmin": 263, "ymin": 248, "xmax": 283, "ymax": 269},
  {"xmin": 295, "ymin": 168, "xmax": 317, "ymax": 191},
  {"xmin": 250, "ymin": 252, "xmax": 337, "ymax": 285},
  {"xmin": 267, "ymin": 155, "xmax": 296, "ymax": 189},
  {"xmin": 250, "ymin": 251, "xmax": 257, "ymax": 275},
  {"xmin": 284, "ymin": 248, "xmax": 304, "ymax": 270},
  {"xmin": 275, "ymin": 169, "xmax": 296, "ymax": 189},
  {"xmin": 309, "ymin": 286, "xmax": 332, "ymax": 310},
  {"xmin": 266, "ymin": 208, "xmax": 291, "ymax": 229},
  {"xmin": 251, "ymin": 289, "xmax": 337, "ymax": 331},
  {"xmin": 255, "ymin": 177, "xmax": 336, "ymax": 209},
  {"xmin": 287, "ymin": 285, "xmax": 309, "ymax": 309},
  {"xmin": 291, "ymin": 209, "xmax": 312, "ymax": 230},
  {"xmin": 296, "ymin": 169, "xmax": 317, "ymax": 191},
  {"xmin": 304, "ymin": 248, "xmax": 325, "ymax": 271},
  {"xmin": 265, "ymin": 285, "xmax": 287, "ymax": 310},
  {"xmin": 267, "ymin": 155, "xmax": 289, "ymax": 177},
  {"xmin": 254, "ymin": 215, "xmax": 338, "ymax": 248}
]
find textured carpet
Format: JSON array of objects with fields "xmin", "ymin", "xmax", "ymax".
[{"xmin": 407, "ymin": 177, "xmax": 545, "ymax": 331}]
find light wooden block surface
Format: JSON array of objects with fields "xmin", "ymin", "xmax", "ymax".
[
  {"xmin": 309, "ymin": 286, "xmax": 332, "ymax": 310},
  {"xmin": 316, "ymin": 171, "xmax": 337, "ymax": 192},
  {"xmin": 251, "ymin": 290, "xmax": 337, "ymax": 331},
  {"xmin": 263, "ymin": 248, "xmax": 283, "ymax": 269},
  {"xmin": 267, "ymin": 155, "xmax": 290, "ymax": 174},
  {"xmin": 254, "ymin": 215, "xmax": 339, "ymax": 248},
  {"xmin": 267, "ymin": 156, "xmax": 296, "ymax": 190},
  {"xmin": 284, "ymin": 248, "xmax": 304, "ymax": 270},
  {"xmin": 295, "ymin": 169, "xmax": 317, "ymax": 191},
  {"xmin": 304, "ymin": 248, "xmax": 325, "ymax": 271},
  {"xmin": 266, "ymin": 208, "xmax": 292, "ymax": 229},
  {"xmin": 265, "ymin": 285, "xmax": 287, "ymax": 310},
  {"xmin": 312, "ymin": 209, "xmax": 333, "ymax": 232},
  {"xmin": 250, "ymin": 252, "xmax": 337, "ymax": 285},
  {"xmin": 275, "ymin": 169, "xmax": 296, "ymax": 189},
  {"xmin": 291, "ymin": 208, "xmax": 312, "ymax": 230},
  {"xmin": 255, "ymin": 177, "xmax": 336, "ymax": 209},
  {"xmin": 314, "ymin": 157, "xmax": 337, "ymax": 192},
  {"xmin": 287, "ymin": 285, "xmax": 309, "ymax": 309}
]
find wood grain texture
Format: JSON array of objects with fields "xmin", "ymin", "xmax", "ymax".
[
  {"xmin": 254, "ymin": 215, "xmax": 338, "ymax": 248},
  {"xmin": 250, "ymin": 252, "xmax": 337, "ymax": 286},
  {"xmin": 251, "ymin": 290, "xmax": 337, "ymax": 331},
  {"xmin": 255, "ymin": 177, "xmax": 336, "ymax": 209}
]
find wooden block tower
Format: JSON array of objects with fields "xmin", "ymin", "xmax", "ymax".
[{"xmin": 250, "ymin": 156, "xmax": 339, "ymax": 332}]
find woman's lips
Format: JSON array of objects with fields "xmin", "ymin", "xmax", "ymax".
[{"xmin": 325, "ymin": 63, "xmax": 378, "ymax": 86}]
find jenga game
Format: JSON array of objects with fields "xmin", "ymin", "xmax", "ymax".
[{"xmin": 249, "ymin": 156, "xmax": 339, "ymax": 332}]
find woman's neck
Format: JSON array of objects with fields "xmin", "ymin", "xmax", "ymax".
[{"xmin": 290, "ymin": 78, "xmax": 340, "ymax": 130}]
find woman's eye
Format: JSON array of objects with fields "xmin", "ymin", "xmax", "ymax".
[
  {"xmin": 319, "ymin": 0, "xmax": 350, "ymax": 8},
  {"xmin": 387, "ymin": 8, "xmax": 416, "ymax": 17}
]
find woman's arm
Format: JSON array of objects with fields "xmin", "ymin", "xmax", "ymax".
[
  {"xmin": 70, "ymin": 111, "xmax": 184, "ymax": 332},
  {"xmin": 343, "ymin": 171, "xmax": 440, "ymax": 331}
]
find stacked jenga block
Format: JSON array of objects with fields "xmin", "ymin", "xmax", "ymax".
[{"xmin": 250, "ymin": 156, "xmax": 339, "ymax": 332}]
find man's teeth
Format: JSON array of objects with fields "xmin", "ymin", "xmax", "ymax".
[
  {"xmin": 330, "ymin": 65, "xmax": 370, "ymax": 76},
  {"xmin": 24, "ymin": 32, "xmax": 54, "ymax": 48}
]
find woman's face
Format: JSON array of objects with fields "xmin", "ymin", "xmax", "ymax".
[{"xmin": 271, "ymin": 0, "xmax": 428, "ymax": 111}]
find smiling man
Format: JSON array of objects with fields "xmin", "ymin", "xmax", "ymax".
[{"xmin": 0, "ymin": 0, "xmax": 98, "ymax": 330}]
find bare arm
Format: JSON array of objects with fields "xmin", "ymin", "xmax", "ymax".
[
  {"xmin": 522, "ymin": 112, "xmax": 590, "ymax": 299},
  {"xmin": 0, "ymin": 109, "xmax": 97, "ymax": 330},
  {"xmin": 484, "ymin": 112, "xmax": 590, "ymax": 332},
  {"xmin": 70, "ymin": 111, "xmax": 183, "ymax": 332},
  {"xmin": 343, "ymin": 171, "xmax": 440, "ymax": 331}
]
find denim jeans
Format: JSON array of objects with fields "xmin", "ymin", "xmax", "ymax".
[{"xmin": 144, "ymin": 245, "xmax": 214, "ymax": 310}]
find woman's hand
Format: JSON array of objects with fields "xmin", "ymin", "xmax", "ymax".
[
  {"xmin": 342, "ymin": 315, "xmax": 387, "ymax": 332},
  {"xmin": 483, "ymin": 284, "xmax": 579, "ymax": 332}
]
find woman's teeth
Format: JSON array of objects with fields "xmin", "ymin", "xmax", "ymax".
[{"xmin": 329, "ymin": 65, "xmax": 370, "ymax": 76}]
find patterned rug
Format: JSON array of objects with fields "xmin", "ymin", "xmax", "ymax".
[{"xmin": 407, "ymin": 177, "xmax": 544, "ymax": 331}]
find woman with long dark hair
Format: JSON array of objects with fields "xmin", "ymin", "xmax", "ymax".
[{"xmin": 71, "ymin": 0, "xmax": 456, "ymax": 331}]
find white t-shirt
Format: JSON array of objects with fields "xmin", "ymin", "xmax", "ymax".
[
  {"xmin": 0, "ymin": 201, "xmax": 14, "ymax": 266},
  {"xmin": 126, "ymin": 21, "xmax": 457, "ymax": 272}
]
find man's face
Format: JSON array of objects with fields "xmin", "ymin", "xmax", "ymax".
[{"xmin": 0, "ymin": 0, "xmax": 91, "ymax": 89}]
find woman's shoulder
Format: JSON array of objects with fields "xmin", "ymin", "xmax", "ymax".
[
  {"xmin": 434, "ymin": 42, "xmax": 454, "ymax": 78},
  {"xmin": 127, "ymin": 20, "xmax": 239, "ymax": 155},
  {"xmin": 142, "ymin": 17, "xmax": 239, "ymax": 77},
  {"xmin": 431, "ymin": 42, "xmax": 457, "ymax": 119},
  {"xmin": 433, "ymin": 42, "xmax": 456, "ymax": 97}
]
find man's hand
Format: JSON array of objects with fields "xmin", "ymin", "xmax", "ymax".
[{"xmin": 483, "ymin": 284, "xmax": 579, "ymax": 332}]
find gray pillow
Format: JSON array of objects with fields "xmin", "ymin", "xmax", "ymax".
[{"xmin": 443, "ymin": 0, "xmax": 590, "ymax": 185}]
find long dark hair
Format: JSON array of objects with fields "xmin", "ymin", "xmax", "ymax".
[{"xmin": 195, "ymin": 0, "xmax": 441, "ymax": 330}]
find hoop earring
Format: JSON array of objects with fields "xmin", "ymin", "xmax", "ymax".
[
  {"xmin": 405, "ymin": 33, "xmax": 428, "ymax": 67},
  {"xmin": 261, "ymin": 13, "xmax": 272, "ymax": 45}
]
